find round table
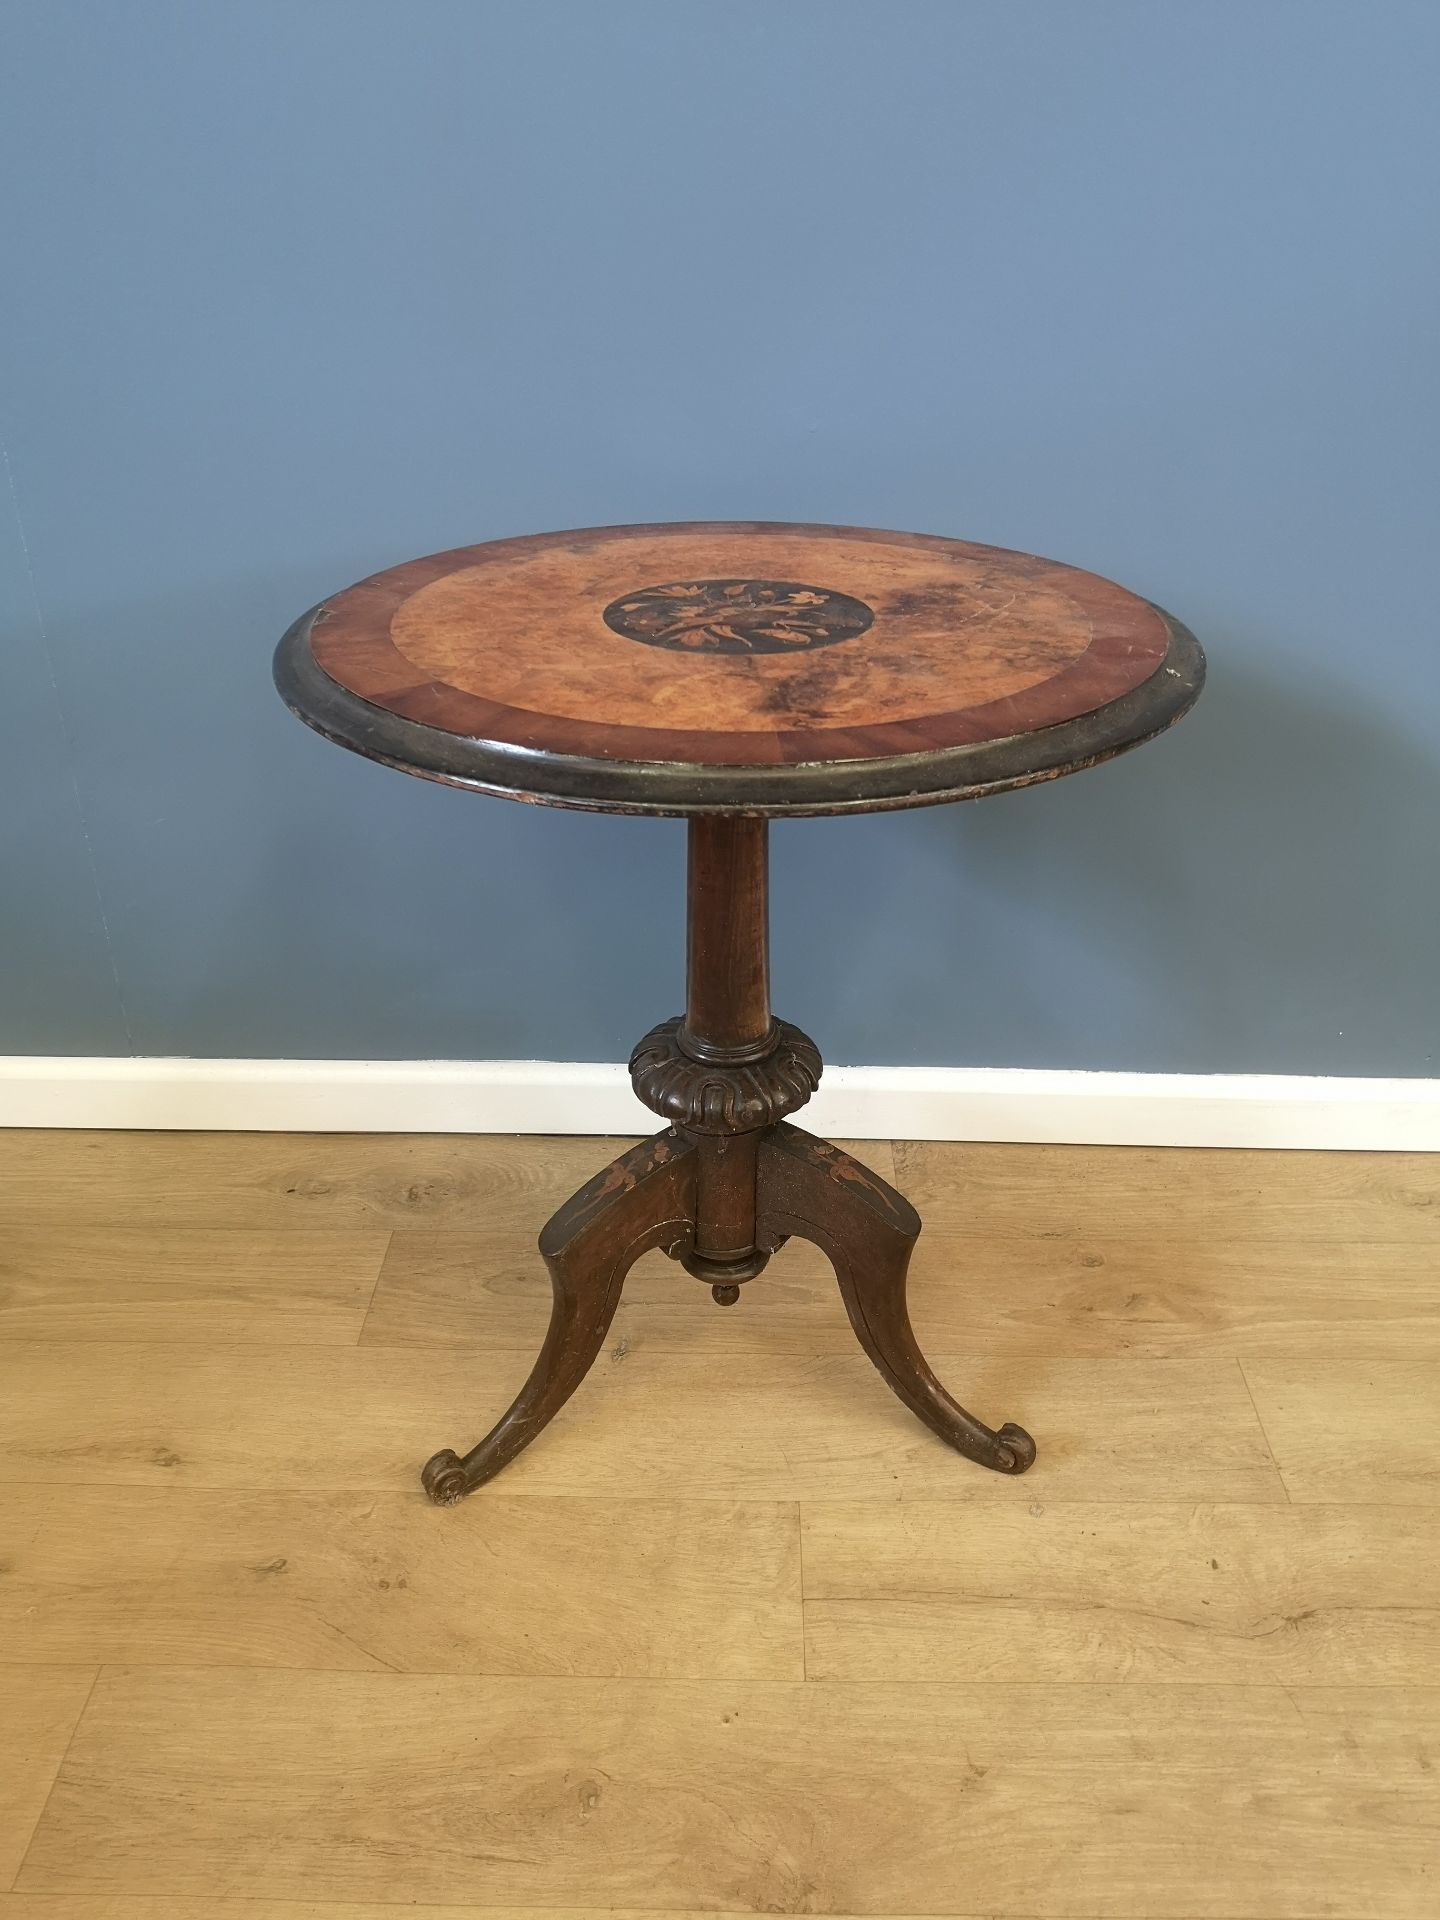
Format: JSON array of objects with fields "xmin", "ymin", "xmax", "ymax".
[{"xmin": 275, "ymin": 521, "xmax": 1204, "ymax": 1503}]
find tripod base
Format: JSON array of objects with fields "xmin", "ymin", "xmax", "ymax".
[{"xmin": 420, "ymin": 1120, "xmax": 1035, "ymax": 1505}]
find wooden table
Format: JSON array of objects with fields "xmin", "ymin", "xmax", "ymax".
[{"xmin": 275, "ymin": 522, "xmax": 1204, "ymax": 1503}]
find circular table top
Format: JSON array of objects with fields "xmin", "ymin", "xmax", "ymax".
[{"xmin": 274, "ymin": 521, "xmax": 1204, "ymax": 815}]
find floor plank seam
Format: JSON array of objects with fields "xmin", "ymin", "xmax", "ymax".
[
  {"xmin": 1235, "ymin": 1356, "xmax": 1294, "ymax": 1504},
  {"xmin": 7, "ymin": 1666, "xmax": 100, "ymax": 1895},
  {"xmin": 15, "ymin": 1665, "xmax": 1438, "ymax": 1692},
  {"xmin": 0, "ymin": 1481, "xmax": 1358, "ymax": 1504},
  {"xmin": 354, "ymin": 1227, "xmax": 395, "ymax": 1345},
  {"xmin": 796, "ymin": 1498, "xmax": 809, "ymax": 1681}
]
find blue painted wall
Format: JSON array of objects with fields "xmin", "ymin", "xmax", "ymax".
[{"xmin": 2, "ymin": 0, "xmax": 1436, "ymax": 1074}]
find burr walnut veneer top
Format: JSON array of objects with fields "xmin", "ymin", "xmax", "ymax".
[{"xmin": 277, "ymin": 522, "xmax": 1203, "ymax": 815}]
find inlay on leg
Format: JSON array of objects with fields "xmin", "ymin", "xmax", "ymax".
[
  {"xmin": 756, "ymin": 1123, "xmax": 1036, "ymax": 1474},
  {"xmin": 421, "ymin": 1130, "xmax": 697, "ymax": 1504}
]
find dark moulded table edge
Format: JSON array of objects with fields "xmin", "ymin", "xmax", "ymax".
[{"xmin": 273, "ymin": 603, "xmax": 1205, "ymax": 819}]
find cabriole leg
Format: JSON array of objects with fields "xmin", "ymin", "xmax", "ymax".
[
  {"xmin": 421, "ymin": 1130, "xmax": 697, "ymax": 1504},
  {"xmin": 756, "ymin": 1123, "xmax": 1036, "ymax": 1474}
]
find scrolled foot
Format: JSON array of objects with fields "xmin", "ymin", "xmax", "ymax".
[
  {"xmin": 992, "ymin": 1422, "xmax": 1037, "ymax": 1474},
  {"xmin": 421, "ymin": 1449, "xmax": 470, "ymax": 1506}
]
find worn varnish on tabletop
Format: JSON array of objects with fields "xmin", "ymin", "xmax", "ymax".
[{"xmin": 275, "ymin": 521, "xmax": 1203, "ymax": 813}]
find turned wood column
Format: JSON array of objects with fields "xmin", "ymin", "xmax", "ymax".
[
  {"xmin": 680, "ymin": 816, "xmax": 774, "ymax": 1063},
  {"xmin": 628, "ymin": 819, "xmax": 822, "ymax": 1303},
  {"xmin": 679, "ymin": 819, "xmax": 774, "ymax": 1292}
]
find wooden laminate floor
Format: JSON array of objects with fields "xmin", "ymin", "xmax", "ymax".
[{"xmin": 0, "ymin": 1128, "xmax": 1437, "ymax": 1918}]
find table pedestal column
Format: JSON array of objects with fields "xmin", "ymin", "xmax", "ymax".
[
  {"xmin": 631, "ymin": 816, "xmax": 819, "ymax": 1301},
  {"xmin": 421, "ymin": 818, "xmax": 1035, "ymax": 1505}
]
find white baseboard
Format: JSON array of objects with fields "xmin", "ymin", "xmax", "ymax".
[{"xmin": 0, "ymin": 1055, "xmax": 1436, "ymax": 1149}]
